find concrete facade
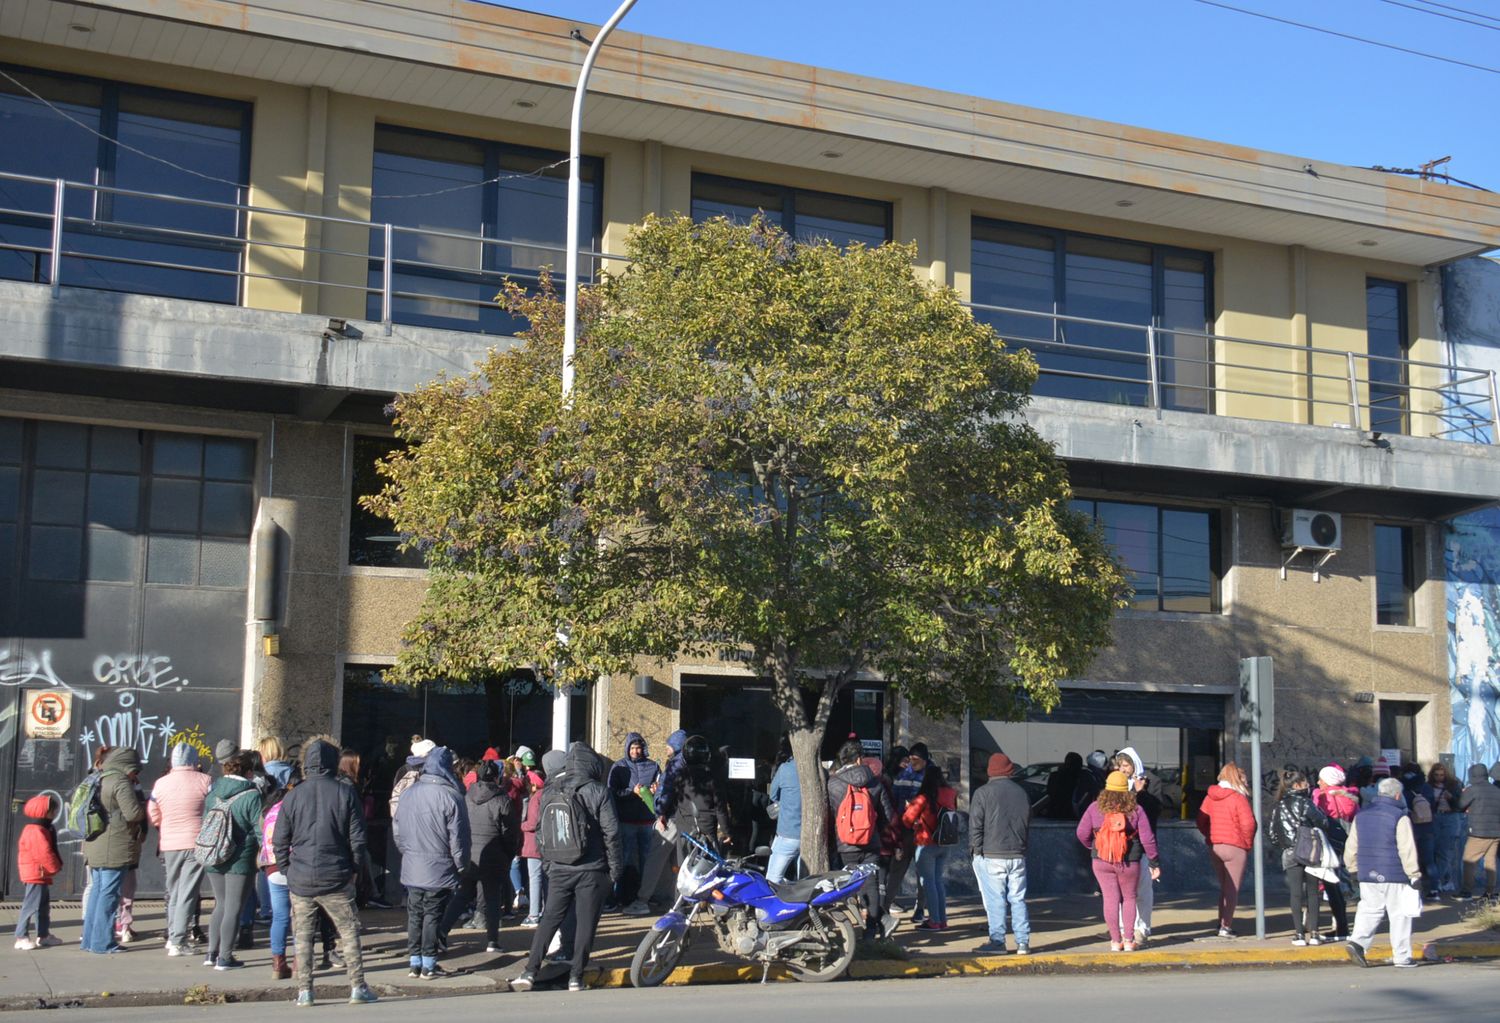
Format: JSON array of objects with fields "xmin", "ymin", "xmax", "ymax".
[{"xmin": 2, "ymin": 0, "xmax": 1499, "ymax": 894}]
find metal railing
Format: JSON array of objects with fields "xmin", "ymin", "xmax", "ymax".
[
  {"xmin": 967, "ymin": 301, "xmax": 1500, "ymax": 445},
  {"xmin": 0, "ymin": 170, "xmax": 622, "ymax": 336},
  {"xmin": 1, "ymin": 171, "xmax": 1495, "ymax": 445}
]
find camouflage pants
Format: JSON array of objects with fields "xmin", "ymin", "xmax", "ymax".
[{"xmin": 289, "ymin": 880, "xmax": 365, "ymax": 991}]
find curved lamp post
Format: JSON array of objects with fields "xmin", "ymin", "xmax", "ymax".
[{"xmin": 554, "ymin": 0, "xmax": 638, "ymax": 753}]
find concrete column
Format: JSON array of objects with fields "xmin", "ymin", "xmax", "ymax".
[
  {"xmin": 1289, "ymin": 244, "xmax": 1310, "ymax": 424},
  {"xmin": 928, "ymin": 187, "xmax": 948, "ymax": 287},
  {"xmin": 300, "ymin": 87, "xmax": 330, "ymax": 316},
  {"xmin": 642, "ymin": 139, "xmax": 664, "ymax": 218}
]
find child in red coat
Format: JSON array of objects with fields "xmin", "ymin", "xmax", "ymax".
[{"xmin": 15, "ymin": 794, "xmax": 64, "ymax": 949}]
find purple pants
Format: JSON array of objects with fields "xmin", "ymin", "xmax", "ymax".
[{"xmin": 1092, "ymin": 859, "xmax": 1141, "ymax": 944}]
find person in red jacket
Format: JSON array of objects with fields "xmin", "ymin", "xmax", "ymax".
[
  {"xmin": 1196, "ymin": 763, "xmax": 1258, "ymax": 937},
  {"xmin": 15, "ymin": 794, "xmax": 64, "ymax": 949}
]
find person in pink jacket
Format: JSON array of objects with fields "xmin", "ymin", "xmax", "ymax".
[
  {"xmin": 1076, "ymin": 771, "xmax": 1161, "ymax": 951},
  {"xmin": 148, "ymin": 742, "xmax": 212, "ymax": 955}
]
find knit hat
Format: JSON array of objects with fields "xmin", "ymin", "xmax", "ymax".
[
  {"xmin": 1318, "ymin": 765, "xmax": 1345, "ymax": 786},
  {"xmin": 1086, "ymin": 750, "xmax": 1110, "ymax": 771},
  {"xmin": 213, "ymin": 738, "xmax": 237, "ymax": 763},
  {"xmin": 1105, "ymin": 770, "xmax": 1131, "ymax": 792},
  {"xmin": 909, "ymin": 742, "xmax": 930, "ymax": 762},
  {"xmin": 171, "ymin": 743, "xmax": 198, "ymax": 769},
  {"xmin": 514, "ymin": 745, "xmax": 535, "ymax": 766},
  {"xmin": 1372, "ymin": 757, "xmax": 1391, "ymax": 777},
  {"xmin": 987, "ymin": 752, "xmax": 1015, "ymax": 778},
  {"xmin": 665, "ymin": 730, "xmax": 687, "ymax": 754},
  {"xmin": 482, "ymin": 747, "xmax": 501, "ymax": 762},
  {"xmin": 541, "ymin": 748, "xmax": 567, "ymax": 778},
  {"xmin": 410, "ymin": 738, "xmax": 436, "ymax": 758}
]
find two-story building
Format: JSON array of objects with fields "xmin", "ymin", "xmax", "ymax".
[{"xmin": 3, "ymin": 0, "xmax": 1500, "ymax": 893}]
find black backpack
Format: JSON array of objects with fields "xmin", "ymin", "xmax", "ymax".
[{"xmin": 536, "ymin": 785, "xmax": 590, "ymax": 864}]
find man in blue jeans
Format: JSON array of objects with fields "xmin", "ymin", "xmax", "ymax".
[
  {"xmin": 970, "ymin": 752, "xmax": 1032, "ymax": 955},
  {"xmin": 766, "ymin": 741, "xmax": 803, "ymax": 883},
  {"xmin": 608, "ymin": 732, "xmax": 661, "ymax": 913},
  {"xmin": 80, "ymin": 747, "xmax": 146, "ymax": 954}
]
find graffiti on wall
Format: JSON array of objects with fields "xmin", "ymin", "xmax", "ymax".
[
  {"xmin": 1446, "ymin": 508, "xmax": 1500, "ymax": 774},
  {"xmin": 77, "ymin": 654, "xmax": 195, "ymax": 767},
  {"xmin": 0, "ymin": 650, "xmax": 95, "ymax": 700}
]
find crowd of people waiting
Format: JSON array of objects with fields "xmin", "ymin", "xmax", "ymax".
[{"xmin": 9, "ymin": 727, "xmax": 1500, "ymax": 1001}]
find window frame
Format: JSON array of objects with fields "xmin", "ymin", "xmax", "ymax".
[
  {"xmin": 969, "ymin": 216, "xmax": 1215, "ymax": 411},
  {"xmin": 367, "ymin": 123, "xmax": 604, "ymax": 335},
  {"xmin": 1365, "ymin": 278, "xmax": 1411, "ymax": 436},
  {"xmin": 1070, "ymin": 496, "xmax": 1222, "ymax": 614},
  {"xmin": 1373, "ymin": 522, "xmax": 1417, "ymax": 628},
  {"xmin": 690, "ymin": 172, "xmax": 893, "ymax": 247},
  {"xmin": 0, "ymin": 62, "xmax": 253, "ymax": 297},
  {"xmin": 344, "ymin": 431, "xmax": 426, "ymax": 575}
]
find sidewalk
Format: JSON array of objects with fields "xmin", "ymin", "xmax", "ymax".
[{"xmin": 3, "ymin": 892, "xmax": 1497, "ymax": 1009}]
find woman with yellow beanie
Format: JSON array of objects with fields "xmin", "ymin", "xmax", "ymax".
[{"xmin": 1075, "ymin": 770, "xmax": 1161, "ymax": 951}]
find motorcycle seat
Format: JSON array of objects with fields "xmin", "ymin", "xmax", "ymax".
[{"xmin": 769, "ymin": 870, "xmax": 856, "ymax": 905}]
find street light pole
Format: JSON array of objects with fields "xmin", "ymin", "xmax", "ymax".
[{"xmin": 554, "ymin": 0, "xmax": 637, "ymax": 754}]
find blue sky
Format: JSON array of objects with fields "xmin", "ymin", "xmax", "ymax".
[{"xmin": 487, "ymin": 0, "xmax": 1499, "ymax": 192}]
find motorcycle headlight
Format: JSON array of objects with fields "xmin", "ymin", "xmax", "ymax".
[{"xmin": 677, "ymin": 853, "xmax": 715, "ymax": 896}]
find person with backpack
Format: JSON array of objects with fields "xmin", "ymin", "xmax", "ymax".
[
  {"xmin": 273, "ymin": 736, "xmax": 378, "ymax": 1006},
  {"xmin": 608, "ymin": 732, "xmax": 661, "ymax": 914},
  {"xmin": 80, "ymin": 746, "xmax": 145, "ymax": 954},
  {"xmin": 826, "ymin": 739, "xmax": 897, "ymax": 940},
  {"xmin": 1267, "ymin": 769, "xmax": 1331, "ymax": 945},
  {"xmin": 1397, "ymin": 766, "xmax": 1436, "ymax": 896},
  {"xmin": 148, "ymin": 742, "xmax": 212, "ymax": 956},
  {"xmin": 511, "ymin": 742, "xmax": 623, "ymax": 993},
  {"xmin": 903, "ymin": 762, "xmax": 958, "ymax": 932},
  {"xmin": 14, "ymin": 793, "xmax": 63, "ymax": 950},
  {"xmin": 200, "ymin": 750, "xmax": 262, "ymax": 971},
  {"xmin": 1344, "ymin": 776, "xmax": 1424, "ymax": 968},
  {"xmin": 1196, "ymin": 763, "xmax": 1257, "ymax": 938},
  {"xmin": 394, "ymin": 744, "xmax": 470, "ymax": 979},
  {"xmin": 970, "ymin": 752, "xmax": 1031, "ymax": 955},
  {"xmin": 441, "ymin": 757, "xmax": 514, "ymax": 953},
  {"xmin": 1076, "ymin": 769, "xmax": 1161, "ymax": 951}
]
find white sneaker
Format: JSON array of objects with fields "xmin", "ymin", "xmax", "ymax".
[
  {"xmin": 623, "ymin": 900, "xmax": 652, "ymax": 916},
  {"xmin": 14, "ymin": 938, "xmax": 37, "ymax": 951},
  {"xmin": 165, "ymin": 942, "xmax": 184, "ymax": 957}
]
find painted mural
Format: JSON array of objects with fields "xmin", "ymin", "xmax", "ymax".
[{"xmin": 1448, "ymin": 504, "xmax": 1500, "ymax": 774}]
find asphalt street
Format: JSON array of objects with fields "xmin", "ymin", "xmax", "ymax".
[{"xmin": 44, "ymin": 962, "xmax": 1500, "ymax": 1022}]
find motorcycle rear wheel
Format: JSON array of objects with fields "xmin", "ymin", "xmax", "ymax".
[
  {"xmin": 783, "ymin": 909, "xmax": 858, "ymax": 982},
  {"xmin": 630, "ymin": 926, "xmax": 689, "ymax": 988}
]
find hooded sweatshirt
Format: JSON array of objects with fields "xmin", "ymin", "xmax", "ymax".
[
  {"xmin": 17, "ymin": 794, "xmax": 63, "ymax": 885},
  {"xmin": 203, "ymin": 772, "xmax": 261, "ymax": 876},
  {"xmin": 83, "ymin": 747, "xmax": 146, "ymax": 870},
  {"xmin": 542, "ymin": 742, "xmax": 622, "ymax": 878},
  {"xmin": 148, "ymin": 744, "xmax": 213, "ymax": 851},
  {"xmin": 827, "ymin": 761, "xmax": 896, "ymax": 855},
  {"xmin": 394, "ymin": 746, "xmax": 471, "ymax": 890},
  {"xmin": 654, "ymin": 729, "xmax": 688, "ymax": 820},
  {"xmin": 272, "ymin": 738, "xmax": 367, "ymax": 897},
  {"xmin": 466, "ymin": 770, "xmax": 516, "ymax": 870},
  {"xmin": 609, "ymin": 732, "xmax": 661, "ymax": 825}
]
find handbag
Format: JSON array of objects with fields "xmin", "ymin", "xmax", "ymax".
[{"xmin": 1293, "ymin": 824, "xmax": 1325, "ymax": 867}]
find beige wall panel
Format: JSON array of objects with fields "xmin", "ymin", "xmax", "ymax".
[
  {"xmin": 1085, "ymin": 617, "xmax": 1239, "ymax": 688},
  {"xmin": 1216, "ymin": 241, "xmax": 1301, "ymax": 424},
  {"xmin": 271, "ymin": 420, "xmax": 346, "ymax": 500},
  {"xmin": 341, "ymin": 574, "xmax": 428, "ymax": 656},
  {"xmin": 602, "ymin": 663, "xmax": 676, "ymax": 764},
  {"xmin": 256, "ymin": 653, "xmax": 339, "ymax": 744},
  {"xmin": 280, "ymin": 571, "xmax": 342, "ymax": 657}
]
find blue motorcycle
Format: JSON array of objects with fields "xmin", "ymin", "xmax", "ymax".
[{"xmin": 629, "ymin": 833, "xmax": 873, "ymax": 987}]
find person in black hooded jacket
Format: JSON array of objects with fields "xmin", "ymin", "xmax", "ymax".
[
  {"xmin": 512, "ymin": 742, "xmax": 622, "ymax": 992},
  {"xmin": 440, "ymin": 758, "xmax": 514, "ymax": 952},
  {"xmin": 271, "ymin": 737, "xmax": 377, "ymax": 1006},
  {"xmin": 658, "ymin": 736, "xmax": 732, "ymax": 849},
  {"xmin": 826, "ymin": 740, "xmax": 898, "ymax": 939}
]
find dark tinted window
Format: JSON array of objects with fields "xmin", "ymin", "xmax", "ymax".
[
  {"xmin": 1375, "ymin": 524, "xmax": 1414, "ymax": 626},
  {"xmin": 690, "ymin": 173, "xmax": 890, "ymax": 250},
  {"xmin": 0, "ymin": 65, "xmax": 249, "ymax": 302},
  {"xmin": 349, "ymin": 435, "xmax": 423, "ymax": 569},
  {"xmin": 368, "ymin": 125, "xmax": 601, "ymax": 335},
  {"xmin": 1073, "ymin": 498, "xmax": 1218, "ymax": 613},
  {"xmin": 1367, "ymin": 280, "xmax": 1409, "ymax": 435},
  {"xmin": 971, "ymin": 218, "xmax": 1211, "ymax": 411}
]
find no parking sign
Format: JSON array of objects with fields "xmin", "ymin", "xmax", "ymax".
[{"xmin": 25, "ymin": 691, "xmax": 72, "ymax": 739}]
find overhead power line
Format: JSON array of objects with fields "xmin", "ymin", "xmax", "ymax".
[
  {"xmin": 1378, "ymin": 0, "xmax": 1500, "ymax": 31},
  {"xmin": 1192, "ymin": 0, "xmax": 1500, "ymax": 75},
  {"xmin": 1408, "ymin": 0, "xmax": 1500, "ymax": 25}
]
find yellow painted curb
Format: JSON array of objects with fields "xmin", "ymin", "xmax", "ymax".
[{"xmin": 586, "ymin": 939, "xmax": 1500, "ymax": 988}]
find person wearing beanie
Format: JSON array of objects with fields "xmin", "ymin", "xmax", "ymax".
[
  {"xmin": 1196, "ymin": 763, "xmax": 1257, "ymax": 938},
  {"xmin": 214, "ymin": 738, "xmax": 239, "ymax": 764},
  {"xmin": 1344, "ymin": 776, "xmax": 1423, "ymax": 968},
  {"xmin": 1313, "ymin": 764, "xmax": 1359, "ymax": 822},
  {"xmin": 970, "ymin": 752, "xmax": 1032, "ymax": 954},
  {"xmin": 1459, "ymin": 763, "xmax": 1500, "ymax": 899},
  {"xmin": 394, "ymin": 746, "xmax": 470, "ymax": 980},
  {"xmin": 1077, "ymin": 770, "xmax": 1160, "ymax": 952},
  {"xmin": 410, "ymin": 739, "xmax": 436, "ymax": 760},
  {"xmin": 148, "ymin": 742, "xmax": 213, "ymax": 955}
]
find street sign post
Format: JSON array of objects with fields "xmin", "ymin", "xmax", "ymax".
[{"xmin": 1239, "ymin": 656, "xmax": 1274, "ymax": 940}]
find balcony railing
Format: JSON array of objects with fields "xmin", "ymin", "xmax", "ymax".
[
  {"xmin": 1, "ymin": 171, "xmax": 1495, "ymax": 445},
  {"xmin": 968, "ymin": 301, "xmax": 1500, "ymax": 445}
]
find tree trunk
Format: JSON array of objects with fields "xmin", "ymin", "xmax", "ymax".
[{"xmin": 788, "ymin": 725, "xmax": 829, "ymax": 875}]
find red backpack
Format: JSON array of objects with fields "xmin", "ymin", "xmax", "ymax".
[
  {"xmin": 835, "ymin": 783, "xmax": 877, "ymax": 847},
  {"xmin": 1095, "ymin": 810, "xmax": 1130, "ymax": 863}
]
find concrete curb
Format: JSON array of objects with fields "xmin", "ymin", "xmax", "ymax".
[{"xmin": 12, "ymin": 939, "xmax": 1500, "ymax": 1009}]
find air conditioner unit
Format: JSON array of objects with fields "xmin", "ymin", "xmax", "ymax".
[{"xmin": 1282, "ymin": 509, "xmax": 1342, "ymax": 551}]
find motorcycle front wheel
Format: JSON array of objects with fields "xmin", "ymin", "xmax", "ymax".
[
  {"xmin": 630, "ymin": 925, "xmax": 690, "ymax": 988},
  {"xmin": 783, "ymin": 908, "xmax": 858, "ymax": 983}
]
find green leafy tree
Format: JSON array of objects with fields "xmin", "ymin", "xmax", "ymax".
[{"xmin": 366, "ymin": 214, "xmax": 1126, "ymax": 871}]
